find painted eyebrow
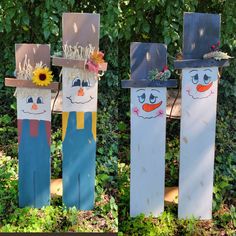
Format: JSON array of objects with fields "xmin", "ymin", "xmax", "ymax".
[
  {"xmin": 151, "ymin": 89, "xmax": 160, "ymax": 93},
  {"xmin": 189, "ymin": 70, "xmax": 198, "ymax": 73},
  {"xmin": 136, "ymin": 89, "xmax": 145, "ymax": 92},
  {"xmin": 203, "ymin": 69, "xmax": 212, "ymax": 72}
]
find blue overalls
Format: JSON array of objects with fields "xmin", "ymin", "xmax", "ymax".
[
  {"xmin": 18, "ymin": 119, "xmax": 50, "ymax": 208},
  {"xmin": 62, "ymin": 112, "xmax": 96, "ymax": 209}
]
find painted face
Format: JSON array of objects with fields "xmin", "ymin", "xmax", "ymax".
[
  {"xmin": 131, "ymin": 88, "xmax": 166, "ymax": 119},
  {"xmin": 17, "ymin": 88, "xmax": 51, "ymax": 121},
  {"xmin": 62, "ymin": 69, "xmax": 98, "ymax": 112},
  {"xmin": 183, "ymin": 67, "xmax": 218, "ymax": 99}
]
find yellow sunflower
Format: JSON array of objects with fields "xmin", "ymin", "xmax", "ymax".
[{"xmin": 32, "ymin": 67, "xmax": 53, "ymax": 86}]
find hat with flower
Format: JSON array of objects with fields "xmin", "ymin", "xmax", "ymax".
[
  {"xmin": 122, "ymin": 42, "xmax": 177, "ymax": 88},
  {"xmin": 5, "ymin": 44, "xmax": 59, "ymax": 91},
  {"xmin": 174, "ymin": 12, "xmax": 232, "ymax": 69}
]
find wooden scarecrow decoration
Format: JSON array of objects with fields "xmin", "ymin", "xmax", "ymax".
[
  {"xmin": 175, "ymin": 13, "xmax": 232, "ymax": 219},
  {"xmin": 52, "ymin": 13, "xmax": 107, "ymax": 209},
  {"xmin": 122, "ymin": 43, "xmax": 177, "ymax": 216},
  {"xmin": 5, "ymin": 44, "xmax": 58, "ymax": 208}
]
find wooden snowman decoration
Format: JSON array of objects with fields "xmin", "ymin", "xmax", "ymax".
[
  {"xmin": 52, "ymin": 13, "xmax": 107, "ymax": 209},
  {"xmin": 175, "ymin": 13, "xmax": 231, "ymax": 219},
  {"xmin": 5, "ymin": 44, "xmax": 58, "ymax": 208},
  {"xmin": 122, "ymin": 43, "xmax": 177, "ymax": 216}
]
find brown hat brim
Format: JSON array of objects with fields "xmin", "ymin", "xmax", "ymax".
[{"xmin": 5, "ymin": 78, "xmax": 60, "ymax": 91}]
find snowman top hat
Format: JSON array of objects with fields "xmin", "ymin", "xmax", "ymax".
[
  {"xmin": 175, "ymin": 12, "xmax": 231, "ymax": 69},
  {"xmin": 122, "ymin": 42, "xmax": 177, "ymax": 88},
  {"xmin": 5, "ymin": 44, "xmax": 59, "ymax": 91}
]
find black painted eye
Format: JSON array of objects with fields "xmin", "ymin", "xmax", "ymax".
[
  {"xmin": 26, "ymin": 96, "xmax": 33, "ymax": 103},
  {"xmin": 203, "ymin": 74, "xmax": 211, "ymax": 84},
  {"xmin": 138, "ymin": 93, "xmax": 145, "ymax": 103},
  {"xmin": 149, "ymin": 93, "xmax": 157, "ymax": 104},
  {"xmin": 72, "ymin": 78, "xmax": 81, "ymax": 87},
  {"xmin": 82, "ymin": 80, "xmax": 90, "ymax": 87},
  {"xmin": 36, "ymin": 97, "xmax": 43, "ymax": 104},
  {"xmin": 192, "ymin": 74, "xmax": 199, "ymax": 84}
]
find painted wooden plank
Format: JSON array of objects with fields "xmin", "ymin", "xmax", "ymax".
[
  {"xmin": 121, "ymin": 79, "xmax": 177, "ymax": 88},
  {"xmin": 129, "ymin": 42, "xmax": 167, "ymax": 217},
  {"xmin": 15, "ymin": 44, "xmax": 51, "ymax": 208},
  {"xmin": 174, "ymin": 58, "xmax": 229, "ymax": 69},
  {"xmin": 131, "ymin": 87, "xmax": 167, "ymax": 216},
  {"xmin": 177, "ymin": 12, "xmax": 224, "ymax": 220},
  {"xmin": 5, "ymin": 78, "xmax": 59, "ymax": 91},
  {"xmin": 52, "ymin": 56, "xmax": 107, "ymax": 71},
  {"xmin": 61, "ymin": 13, "xmax": 100, "ymax": 210},
  {"xmin": 182, "ymin": 13, "xmax": 220, "ymax": 60},
  {"xmin": 178, "ymin": 67, "xmax": 219, "ymax": 219}
]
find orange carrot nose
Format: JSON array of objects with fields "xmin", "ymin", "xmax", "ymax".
[
  {"xmin": 142, "ymin": 101, "xmax": 162, "ymax": 112},
  {"xmin": 196, "ymin": 82, "xmax": 213, "ymax": 92},
  {"xmin": 77, "ymin": 87, "xmax": 84, "ymax": 96},
  {"xmin": 31, "ymin": 103, "xmax": 38, "ymax": 110},
  {"xmin": 77, "ymin": 88, "xmax": 84, "ymax": 96}
]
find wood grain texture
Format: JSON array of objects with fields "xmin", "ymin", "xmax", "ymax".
[{"xmin": 178, "ymin": 67, "xmax": 218, "ymax": 219}]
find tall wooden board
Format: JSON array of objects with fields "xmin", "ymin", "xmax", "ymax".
[
  {"xmin": 178, "ymin": 67, "xmax": 218, "ymax": 219},
  {"xmin": 130, "ymin": 87, "xmax": 166, "ymax": 216},
  {"xmin": 175, "ymin": 12, "xmax": 229, "ymax": 219},
  {"xmin": 129, "ymin": 43, "xmax": 167, "ymax": 216},
  {"xmin": 15, "ymin": 44, "xmax": 51, "ymax": 208},
  {"xmin": 61, "ymin": 13, "xmax": 99, "ymax": 209}
]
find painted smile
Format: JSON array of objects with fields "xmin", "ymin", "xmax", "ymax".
[
  {"xmin": 186, "ymin": 89, "xmax": 214, "ymax": 99},
  {"xmin": 196, "ymin": 82, "xmax": 213, "ymax": 92},
  {"xmin": 142, "ymin": 101, "xmax": 163, "ymax": 112},
  {"xmin": 133, "ymin": 107, "xmax": 164, "ymax": 119},
  {"xmin": 136, "ymin": 111, "xmax": 164, "ymax": 119},
  {"xmin": 66, "ymin": 96, "xmax": 94, "ymax": 104},
  {"xmin": 22, "ymin": 110, "xmax": 46, "ymax": 115}
]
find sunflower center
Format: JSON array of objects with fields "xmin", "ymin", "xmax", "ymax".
[{"xmin": 39, "ymin": 73, "xmax": 46, "ymax": 81}]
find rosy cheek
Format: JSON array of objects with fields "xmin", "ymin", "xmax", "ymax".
[
  {"xmin": 186, "ymin": 86, "xmax": 191, "ymax": 93},
  {"xmin": 132, "ymin": 106, "xmax": 139, "ymax": 115},
  {"xmin": 157, "ymin": 109, "xmax": 164, "ymax": 117}
]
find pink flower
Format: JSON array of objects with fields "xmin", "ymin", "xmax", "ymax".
[
  {"xmin": 133, "ymin": 107, "xmax": 139, "ymax": 116},
  {"xmin": 86, "ymin": 59, "xmax": 99, "ymax": 73},
  {"xmin": 163, "ymin": 65, "xmax": 168, "ymax": 71},
  {"xmin": 217, "ymin": 41, "xmax": 220, "ymax": 46},
  {"xmin": 211, "ymin": 45, "xmax": 216, "ymax": 50}
]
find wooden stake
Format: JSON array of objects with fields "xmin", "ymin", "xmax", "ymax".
[
  {"xmin": 14, "ymin": 44, "xmax": 51, "ymax": 208},
  {"xmin": 60, "ymin": 13, "xmax": 100, "ymax": 210}
]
